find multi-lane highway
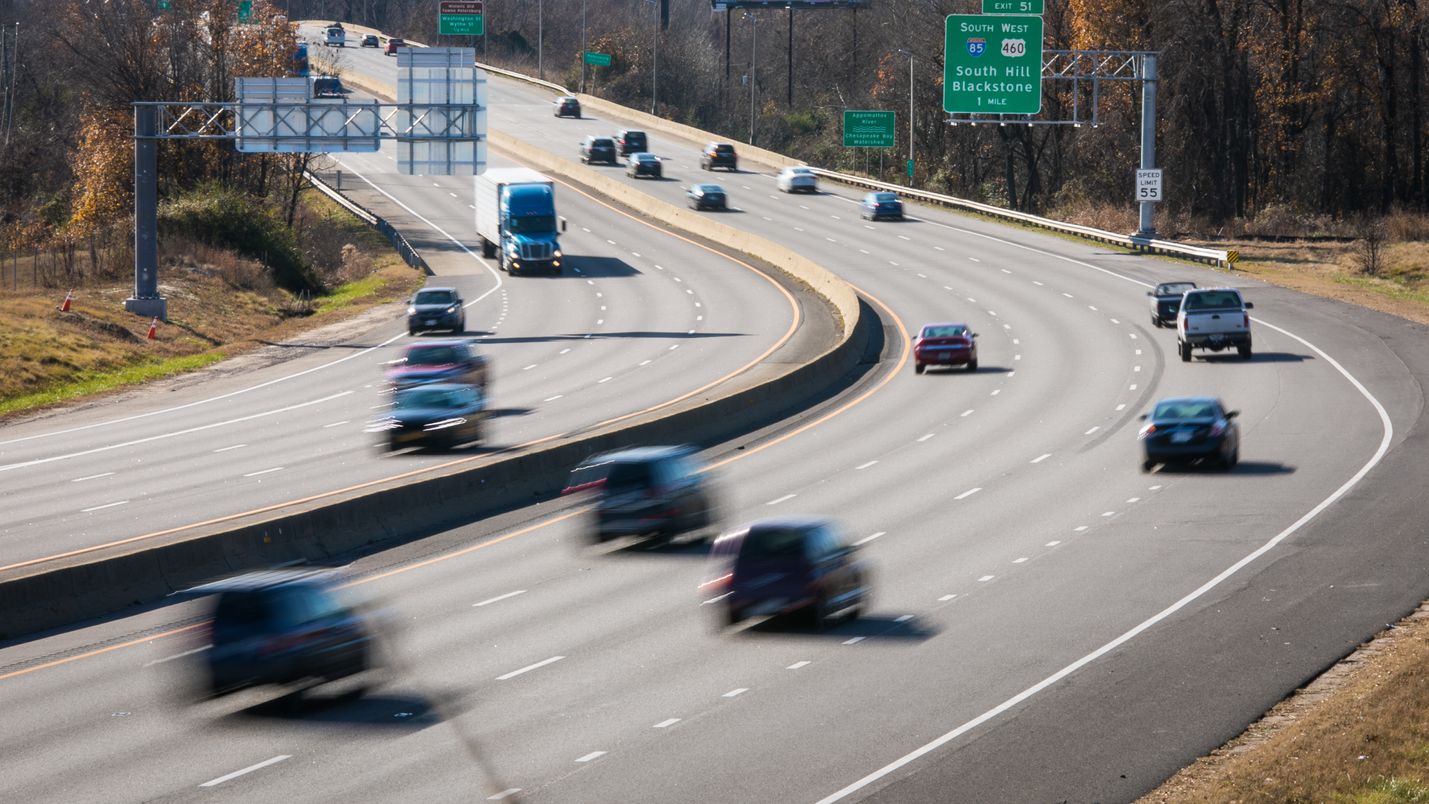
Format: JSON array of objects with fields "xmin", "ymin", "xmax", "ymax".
[{"xmin": 2, "ymin": 29, "xmax": 1427, "ymax": 803}]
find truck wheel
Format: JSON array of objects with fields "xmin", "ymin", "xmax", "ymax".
[
  {"xmin": 1238, "ymin": 343, "xmax": 1253, "ymax": 359},
  {"xmin": 914, "ymin": 363, "xmax": 925, "ymax": 374},
  {"xmin": 481, "ymin": 238, "xmax": 495, "ymax": 259},
  {"xmin": 1179, "ymin": 342, "xmax": 1192, "ymax": 362}
]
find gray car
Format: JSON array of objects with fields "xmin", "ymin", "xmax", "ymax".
[{"xmin": 407, "ymin": 287, "xmax": 465, "ymax": 335}]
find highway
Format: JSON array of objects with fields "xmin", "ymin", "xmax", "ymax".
[{"xmin": 1, "ymin": 29, "xmax": 1428, "ymax": 803}]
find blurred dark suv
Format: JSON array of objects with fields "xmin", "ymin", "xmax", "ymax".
[
  {"xmin": 198, "ymin": 571, "xmax": 376, "ymax": 697},
  {"xmin": 579, "ymin": 135, "xmax": 618, "ymax": 165},
  {"xmin": 702, "ymin": 517, "xmax": 869, "ymax": 629},
  {"xmin": 700, "ymin": 142, "xmax": 738, "ymax": 171},
  {"xmin": 613, "ymin": 129, "xmax": 648, "ymax": 158},
  {"xmin": 565, "ymin": 446, "xmax": 714, "ymax": 545}
]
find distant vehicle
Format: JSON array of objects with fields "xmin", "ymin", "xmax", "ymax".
[
  {"xmin": 309, "ymin": 75, "xmax": 343, "ymax": 99},
  {"xmin": 913, "ymin": 322, "xmax": 978, "ymax": 374},
  {"xmin": 579, "ymin": 135, "xmax": 619, "ymax": 165},
  {"xmin": 860, "ymin": 191, "xmax": 904, "ymax": 221},
  {"xmin": 777, "ymin": 166, "xmax": 818, "ymax": 194},
  {"xmin": 564, "ymin": 446, "xmax": 715, "ymax": 545},
  {"xmin": 702, "ymin": 517, "xmax": 870, "ymax": 629},
  {"xmin": 626, "ymin": 152, "xmax": 663, "ymax": 179},
  {"xmin": 553, "ymin": 96, "xmax": 581, "ymax": 118},
  {"xmin": 374, "ymin": 383, "xmax": 488, "ymax": 450},
  {"xmin": 198, "ymin": 570, "xmax": 376, "ymax": 698},
  {"xmin": 385, "ymin": 340, "xmax": 489, "ymax": 391},
  {"xmin": 475, "ymin": 167, "xmax": 565, "ymax": 275},
  {"xmin": 1139, "ymin": 396, "xmax": 1240, "ymax": 471},
  {"xmin": 406, "ymin": 286, "xmax": 465, "ymax": 334},
  {"xmin": 324, "ymin": 23, "xmax": 345, "ymax": 47},
  {"xmin": 384, "ymin": 37, "xmax": 406, "ymax": 56},
  {"xmin": 687, "ymin": 184, "xmax": 727, "ymax": 211},
  {"xmin": 613, "ymin": 129, "xmax": 649, "ymax": 158},
  {"xmin": 700, "ymin": 142, "xmax": 738, "ymax": 171},
  {"xmin": 360, "ymin": 34, "xmax": 380, "ymax": 47},
  {"xmin": 1176, "ymin": 287, "xmax": 1254, "ymax": 361},
  {"xmin": 289, "ymin": 41, "xmax": 310, "ymax": 77},
  {"xmin": 1148, "ymin": 281, "xmax": 1197, "ymax": 328}
]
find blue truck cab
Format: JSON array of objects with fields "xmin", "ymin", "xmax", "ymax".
[{"xmin": 476, "ymin": 168, "xmax": 565, "ymax": 276}]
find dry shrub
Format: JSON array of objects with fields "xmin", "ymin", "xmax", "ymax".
[
  {"xmin": 337, "ymin": 243, "xmax": 375, "ymax": 284},
  {"xmin": 299, "ymin": 213, "xmax": 355, "ymax": 281},
  {"xmin": 1355, "ymin": 217, "xmax": 1389, "ymax": 276},
  {"xmin": 161, "ymin": 237, "xmax": 272, "ymax": 292},
  {"xmin": 1383, "ymin": 210, "xmax": 1429, "ymax": 242},
  {"xmin": 1046, "ymin": 198, "xmax": 1138, "ymax": 233}
]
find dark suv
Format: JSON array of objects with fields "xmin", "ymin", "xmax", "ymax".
[
  {"xmin": 406, "ymin": 286, "xmax": 465, "ymax": 335},
  {"xmin": 702, "ymin": 517, "xmax": 869, "ymax": 629},
  {"xmin": 565, "ymin": 445, "xmax": 714, "ymax": 545},
  {"xmin": 614, "ymin": 129, "xmax": 649, "ymax": 158},
  {"xmin": 197, "ymin": 571, "xmax": 376, "ymax": 698},
  {"xmin": 554, "ymin": 96, "xmax": 582, "ymax": 118},
  {"xmin": 579, "ymin": 135, "xmax": 619, "ymax": 165},
  {"xmin": 700, "ymin": 142, "xmax": 738, "ymax": 171}
]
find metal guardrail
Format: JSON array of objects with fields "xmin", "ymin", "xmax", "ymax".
[{"xmin": 304, "ymin": 169, "xmax": 431, "ymax": 274}]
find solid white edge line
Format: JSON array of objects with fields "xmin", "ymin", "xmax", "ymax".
[
  {"xmin": 815, "ymin": 320, "xmax": 1395, "ymax": 804},
  {"xmin": 575, "ymin": 751, "xmax": 606, "ymax": 763},
  {"xmin": 474, "ymin": 589, "xmax": 527, "ymax": 607},
  {"xmin": 199, "ymin": 755, "xmax": 291, "ymax": 788}
]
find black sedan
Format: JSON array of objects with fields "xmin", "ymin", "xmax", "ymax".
[
  {"xmin": 1138, "ymin": 396, "xmax": 1240, "ymax": 471},
  {"xmin": 371, "ymin": 383, "xmax": 488, "ymax": 451},
  {"xmin": 626, "ymin": 152, "xmax": 663, "ymax": 179},
  {"xmin": 554, "ymin": 95, "xmax": 581, "ymax": 118},
  {"xmin": 687, "ymin": 184, "xmax": 727, "ymax": 211},
  {"xmin": 1147, "ymin": 281, "xmax": 1197, "ymax": 328}
]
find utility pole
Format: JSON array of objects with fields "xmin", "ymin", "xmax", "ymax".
[
  {"xmin": 651, "ymin": 0, "xmax": 658, "ymax": 113},
  {"xmin": 580, "ymin": 0, "xmax": 587, "ymax": 93},
  {"xmin": 537, "ymin": 0, "xmax": 544, "ymax": 79},
  {"xmin": 1136, "ymin": 53, "xmax": 1158, "ymax": 237},
  {"xmin": 748, "ymin": 12, "xmax": 757, "ymax": 145},
  {"xmin": 786, "ymin": 4, "xmax": 792, "ymax": 107}
]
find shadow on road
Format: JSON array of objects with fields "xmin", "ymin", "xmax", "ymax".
[
  {"xmin": 1200, "ymin": 352, "xmax": 1314, "ymax": 363},
  {"xmin": 565, "ymin": 256, "xmax": 639, "ymax": 278},
  {"xmin": 233, "ymin": 689, "xmax": 448, "ymax": 729},
  {"xmin": 744, "ymin": 613, "xmax": 939, "ymax": 642},
  {"xmin": 1154, "ymin": 460, "xmax": 1295, "ymax": 476}
]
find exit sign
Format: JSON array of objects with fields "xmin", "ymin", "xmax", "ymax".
[{"xmin": 982, "ymin": 0, "xmax": 1043, "ymax": 12}]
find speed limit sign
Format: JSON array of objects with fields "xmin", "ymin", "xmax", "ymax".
[{"xmin": 1136, "ymin": 169, "xmax": 1163, "ymax": 202}]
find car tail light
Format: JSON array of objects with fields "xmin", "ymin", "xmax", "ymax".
[{"xmin": 1244, "ymin": 313, "xmax": 1251, "ymax": 328}]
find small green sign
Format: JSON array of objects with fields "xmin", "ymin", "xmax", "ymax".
[
  {"xmin": 439, "ymin": 0, "xmax": 484, "ymax": 35},
  {"xmin": 944, "ymin": 14, "xmax": 1043, "ymax": 115},
  {"xmin": 907, "ymin": 159, "xmax": 915, "ymax": 178},
  {"xmin": 842, "ymin": 110, "xmax": 896, "ymax": 148},
  {"xmin": 584, "ymin": 51, "xmax": 612, "ymax": 67},
  {"xmin": 237, "ymin": 0, "xmax": 252, "ymax": 22},
  {"xmin": 981, "ymin": 0, "xmax": 1043, "ymax": 13},
  {"xmin": 158, "ymin": 0, "xmax": 170, "ymax": 10}
]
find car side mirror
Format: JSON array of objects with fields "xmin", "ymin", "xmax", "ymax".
[
  {"xmin": 1226, "ymin": 410, "xmax": 1239, "ymax": 419},
  {"xmin": 1244, "ymin": 302, "xmax": 1254, "ymax": 309}
]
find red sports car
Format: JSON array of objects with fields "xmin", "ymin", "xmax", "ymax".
[{"xmin": 913, "ymin": 322, "xmax": 978, "ymax": 374}]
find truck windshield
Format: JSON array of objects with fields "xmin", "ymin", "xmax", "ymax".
[{"xmin": 509, "ymin": 215, "xmax": 556, "ymax": 234}]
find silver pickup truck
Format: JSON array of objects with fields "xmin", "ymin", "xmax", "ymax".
[{"xmin": 1176, "ymin": 287, "xmax": 1254, "ymax": 361}]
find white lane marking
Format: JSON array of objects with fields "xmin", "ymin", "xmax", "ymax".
[
  {"xmin": 575, "ymin": 751, "xmax": 606, "ymax": 763},
  {"xmin": 917, "ymin": 434, "xmax": 934, "ymax": 442},
  {"xmin": 1116, "ymin": 404, "xmax": 1127, "ymax": 411},
  {"xmin": 1046, "ymin": 540, "xmax": 1061, "ymax": 547},
  {"xmin": 1013, "ymin": 338, "xmax": 1020, "ymax": 345},
  {"xmin": 1014, "ymin": 354, "xmax": 1022, "ymax": 361},
  {"xmin": 1135, "ymin": 349, "xmax": 1142, "ymax": 355},
  {"xmin": 605, "ymin": 239, "xmax": 616, "ymax": 245},
  {"xmin": 669, "ymin": 344, "xmax": 680, "ymax": 350},
  {"xmin": 853, "ymin": 532, "xmax": 886, "ymax": 546},
  {"xmin": 1134, "ymin": 365, "xmax": 1142, "ymax": 372},
  {"xmin": 632, "ymin": 252, "xmax": 642, "ymax": 258},
  {"xmin": 787, "ymin": 661, "xmax": 810, "ymax": 670},
  {"xmin": 1130, "ymin": 333, "xmax": 1138, "ymax": 339},
  {"xmin": 487, "ymin": 789, "xmax": 522, "ymax": 801},
  {"xmin": 653, "ymin": 718, "xmax": 681, "ymax": 729},
  {"xmin": 1101, "ymin": 511, "xmax": 1116, "ymax": 517},
  {"xmin": 762, "ymin": 216, "xmax": 773, "ymax": 222},
  {"xmin": 938, "ymin": 594, "xmax": 956, "ymax": 602},
  {"xmin": 961, "ymin": 409, "xmax": 974, "ymax": 417},
  {"xmin": 370, "ymin": 403, "xmax": 392, "ymax": 410},
  {"xmin": 826, "ymin": 237, "xmax": 837, "ymax": 243},
  {"xmin": 859, "ymin": 248, "xmax": 870, "ymax": 255},
  {"xmin": 967, "ymin": 255, "xmax": 978, "ymax": 261},
  {"xmin": 523, "ymin": 364, "xmax": 538, "ymax": 371},
  {"xmin": 673, "ymin": 276, "xmax": 683, "ymax": 283},
  {"xmin": 1033, "ymin": 280, "xmax": 1044, "ymax": 286},
  {"xmin": 977, "ymin": 575, "xmax": 994, "ymax": 582},
  {"xmin": 1001, "ymin": 268, "xmax": 1012, "ymax": 274},
  {"xmin": 966, "ymin": 297, "xmax": 977, "ymax": 303},
  {"xmin": 1129, "ymin": 384, "xmax": 1138, "ymax": 391},
  {"xmin": 81, "ymin": 500, "xmax": 129, "ymax": 513},
  {"xmin": 560, "ymin": 348, "xmax": 572, "ymax": 354},
  {"xmin": 1013, "ymin": 557, "xmax": 1029, "ymax": 564},
  {"xmin": 142, "ymin": 645, "xmax": 208, "ymax": 667},
  {"xmin": 767, "ymin": 494, "xmax": 796, "ymax": 506},
  {"xmin": 843, "ymin": 636, "xmax": 866, "ymax": 645},
  {"xmin": 991, "ymin": 389, "xmax": 1001, "ymax": 396},
  {"xmin": 448, "ymin": 192, "xmax": 458, "ymax": 198},
  {"xmin": 468, "ymin": 204, "xmax": 476, "ymax": 210},
  {"xmin": 986, "ymin": 310, "xmax": 997, "ymax": 317},
  {"xmin": 1126, "ymin": 497, "xmax": 1141, "ymax": 503},
  {"xmin": 1088, "ymin": 305, "xmax": 1098, "ymax": 311},
  {"xmin": 856, "ymin": 460, "xmax": 878, "ymax": 470},
  {"xmin": 199, "ymin": 755, "xmax": 291, "ymax": 788},
  {"xmin": 889, "ymin": 261, "xmax": 900, "ymax": 267},
  {"xmin": 474, "ymin": 590, "xmax": 526, "ymax": 607},
  {"xmin": 639, "ymin": 360, "xmax": 652, "ymax": 366},
  {"xmin": 243, "ymin": 467, "xmax": 284, "ymax": 478},
  {"xmin": 723, "ymin": 688, "xmax": 748, "ymax": 698},
  {"xmin": 1074, "ymin": 525, "xmax": 1089, "ymax": 532},
  {"xmin": 581, "ymin": 226, "xmax": 592, "ymax": 232},
  {"xmin": 1030, "ymin": 453, "xmax": 1051, "ymax": 464},
  {"xmin": 212, "ymin": 444, "xmax": 246, "ymax": 453},
  {"xmin": 496, "ymin": 655, "xmax": 565, "ymax": 681},
  {"xmin": 1084, "ymin": 426, "xmax": 1100, "ymax": 435},
  {"xmin": 322, "ymin": 421, "xmax": 349, "ymax": 429},
  {"xmin": 72, "ymin": 472, "xmax": 115, "ymax": 482},
  {"xmin": 955, "ymin": 488, "xmax": 982, "ymax": 500},
  {"xmin": 898, "ymin": 235, "xmax": 911, "ymax": 241},
  {"xmin": 1062, "ymin": 292, "xmax": 1074, "ymax": 298},
  {"xmin": 1111, "ymin": 318, "xmax": 1121, "ymax": 324},
  {"xmin": 934, "ymin": 245, "xmax": 945, "ymax": 251},
  {"xmin": 1149, "ymin": 485, "xmax": 1163, "ymax": 491},
  {"xmin": 598, "ymin": 377, "xmax": 613, "ymax": 384}
]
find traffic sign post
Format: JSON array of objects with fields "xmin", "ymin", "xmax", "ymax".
[
  {"xmin": 842, "ymin": 110, "xmax": 895, "ymax": 148},
  {"xmin": 943, "ymin": 14, "xmax": 1043, "ymax": 115},
  {"xmin": 439, "ymin": 0, "xmax": 484, "ymax": 36},
  {"xmin": 981, "ymin": 0, "xmax": 1043, "ymax": 13},
  {"xmin": 1136, "ymin": 169, "xmax": 1162, "ymax": 202}
]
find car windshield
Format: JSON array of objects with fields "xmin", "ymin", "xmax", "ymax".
[
  {"xmin": 636, "ymin": 154, "xmax": 656, "ymax": 163},
  {"xmin": 413, "ymin": 290, "xmax": 454, "ymax": 305},
  {"xmin": 1157, "ymin": 282, "xmax": 1196, "ymax": 296},
  {"xmin": 715, "ymin": 145, "xmax": 734, "ymax": 154},
  {"xmin": 739, "ymin": 527, "xmax": 808, "ymax": 561},
  {"xmin": 625, "ymin": 133, "xmax": 646, "ymax": 144},
  {"xmin": 509, "ymin": 214, "xmax": 556, "ymax": 234},
  {"xmin": 396, "ymin": 388, "xmax": 462, "ymax": 410},
  {"xmin": 791, "ymin": 167, "xmax": 813, "ymax": 175},
  {"xmin": 923, "ymin": 325, "xmax": 968, "ymax": 338},
  {"xmin": 875, "ymin": 193, "xmax": 899, "ymax": 202},
  {"xmin": 604, "ymin": 461, "xmax": 655, "ymax": 492},
  {"xmin": 1183, "ymin": 290, "xmax": 1242, "ymax": 310},
  {"xmin": 700, "ymin": 185, "xmax": 723, "ymax": 193},
  {"xmin": 1153, "ymin": 400, "xmax": 1221, "ymax": 420},
  {"xmin": 593, "ymin": 139, "xmax": 613, "ymax": 148},
  {"xmin": 312, "ymin": 78, "xmax": 340, "ymax": 94},
  {"xmin": 405, "ymin": 346, "xmax": 460, "ymax": 366}
]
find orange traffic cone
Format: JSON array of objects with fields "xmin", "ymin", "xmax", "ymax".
[
  {"xmin": 59, "ymin": 289, "xmax": 72, "ymax": 312},
  {"xmin": 146, "ymin": 317, "xmax": 158, "ymax": 340}
]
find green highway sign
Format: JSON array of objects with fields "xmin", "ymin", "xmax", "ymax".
[
  {"xmin": 907, "ymin": 159, "xmax": 915, "ymax": 178},
  {"xmin": 944, "ymin": 14, "xmax": 1043, "ymax": 114},
  {"xmin": 842, "ymin": 110, "xmax": 896, "ymax": 148},
  {"xmin": 237, "ymin": 0, "xmax": 252, "ymax": 22},
  {"xmin": 584, "ymin": 51, "xmax": 612, "ymax": 67},
  {"xmin": 981, "ymin": 0, "xmax": 1043, "ymax": 13},
  {"xmin": 439, "ymin": 0, "xmax": 484, "ymax": 36}
]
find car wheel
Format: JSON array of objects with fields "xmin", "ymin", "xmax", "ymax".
[
  {"xmin": 967, "ymin": 358, "xmax": 978, "ymax": 372},
  {"xmin": 914, "ymin": 362, "xmax": 925, "ymax": 374},
  {"xmin": 1180, "ymin": 341, "xmax": 1193, "ymax": 362},
  {"xmin": 1151, "ymin": 317, "xmax": 1161, "ymax": 328},
  {"xmin": 408, "ymin": 328, "xmax": 416, "ymax": 337},
  {"xmin": 810, "ymin": 595, "xmax": 832, "ymax": 631},
  {"xmin": 725, "ymin": 604, "xmax": 743, "ymax": 628},
  {"xmin": 1140, "ymin": 459, "xmax": 1154, "ymax": 473},
  {"xmin": 1238, "ymin": 343, "xmax": 1253, "ymax": 359},
  {"xmin": 1223, "ymin": 445, "xmax": 1239, "ymax": 470}
]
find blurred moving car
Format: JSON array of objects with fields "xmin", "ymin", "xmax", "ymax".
[
  {"xmin": 700, "ymin": 142, "xmax": 738, "ymax": 171},
  {"xmin": 374, "ymin": 383, "xmax": 487, "ymax": 450},
  {"xmin": 199, "ymin": 570, "xmax": 376, "ymax": 698},
  {"xmin": 613, "ymin": 129, "xmax": 649, "ymax": 159},
  {"xmin": 687, "ymin": 184, "xmax": 728, "ymax": 211},
  {"xmin": 702, "ymin": 517, "xmax": 869, "ymax": 629},
  {"xmin": 1139, "ymin": 396, "xmax": 1240, "ymax": 471},
  {"xmin": 309, "ymin": 75, "xmax": 344, "ymax": 99},
  {"xmin": 564, "ymin": 446, "xmax": 715, "ymax": 545},
  {"xmin": 861, "ymin": 191, "xmax": 904, "ymax": 221},
  {"xmin": 385, "ymin": 340, "xmax": 489, "ymax": 391},
  {"xmin": 1148, "ymin": 281, "xmax": 1197, "ymax": 328},
  {"xmin": 360, "ymin": 34, "xmax": 380, "ymax": 47},
  {"xmin": 913, "ymin": 322, "xmax": 978, "ymax": 374},
  {"xmin": 553, "ymin": 95, "xmax": 582, "ymax": 118},
  {"xmin": 384, "ymin": 37, "xmax": 406, "ymax": 56},
  {"xmin": 406, "ymin": 286, "xmax": 465, "ymax": 334},
  {"xmin": 579, "ymin": 135, "xmax": 619, "ymax": 165},
  {"xmin": 626, "ymin": 152, "xmax": 663, "ymax": 179},
  {"xmin": 777, "ymin": 166, "xmax": 819, "ymax": 193}
]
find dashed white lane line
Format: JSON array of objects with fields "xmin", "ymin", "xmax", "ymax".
[
  {"xmin": 669, "ymin": 344, "xmax": 680, "ymax": 350},
  {"xmin": 967, "ymin": 256, "xmax": 979, "ymax": 261},
  {"xmin": 523, "ymin": 364, "xmax": 538, "ymax": 371},
  {"xmin": 448, "ymin": 192, "xmax": 458, "ymax": 198},
  {"xmin": 1074, "ymin": 525, "xmax": 1089, "ymax": 532},
  {"xmin": 955, "ymin": 487, "xmax": 982, "ymax": 500},
  {"xmin": 986, "ymin": 310, "xmax": 997, "ymax": 317},
  {"xmin": 605, "ymin": 239, "xmax": 616, "ymax": 245},
  {"xmin": 1129, "ymin": 333, "xmax": 1139, "ymax": 339},
  {"xmin": 322, "ymin": 420, "xmax": 349, "ymax": 429},
  {"xmin": 1101, "ymin": 511, "xmax": 1116, "ymax": 517},
  {"xmin": 767, "ymin": 493, "xmax": 796, "ymax": 506},
  {"xmin": 856, "ymin": 460, "xmax": 878, "ymax": 470},
  {"xmin": 1062, "ymin": 292, "xmax": 1074, "ymax": 298},
  {"xmin": 487, "ymin": 789, "xmax": 522, "ymax": 801},
  {"xmin": 1116, "ymin": 404, "xmax": 1127, "ymax": 411},
  {"xmin": 243, "ymin": 467, "xmax": 284, "ymax": 478},
  {"xmin": 1111, "ymin": 318, "xmax": 1120, "ymax": 324},
  {"xmin": 1014, "ymin": 354, "xmax": 1022, "ymax": 361},
  {"xmin": 934, "ymin": 245, "xmax": 945, "ymax": 251},
  {"xmin": 1126, "ymin": 497, "xmax": 1141, "ymax": 504},
  {"xmin": 723, "ymin": 688, "xmax": 748, "ymax": 698},
  {"xmin": 368, "ymin": 402, "xmax": 391, "ymax": 410},
  {"xmin": 977, "ymin": 575, "xmax": 995, "ymax": 582},
  {"xmin": 632, "ymin": 252, "xmax": 642, "ymax": 258},
  {"xmin": 1088, "ymin": 305, "xmax": 1098, "ymax": 311},
  {"xmin": 896, "ymin": 615, "xmax": 915, "ymax": 623},
  {"xmin": 598, "ymin": 377, "xmax": 613, "ymax": 384},
  {"xmin": 1032, "ymin": 280, "xmax": 1044, "ymax": 286},
  {"xmin": 639, "ymin": 360, "xmax": 653, "ymax": 366},
  {"xmin": 1046, "ymin": 540, "xmax": 1062, "ymax": 547},
  {"xmin": 200, "ymin": 755, "xmax": 291, "ymax": 788},
  {"xmin": 544, "ymin": 395, "xmax": 563, "ymax": 402},
  {"xmin": 787, "ymin": 661, "xmax": 811, "ymax": 670},
  {"xmin": 72, "ymin": 472, "xmax": 115, "ymax": 482},
  {"xmin": 575, "ymin": 751, "xmax": 606, "ymax": 763},
  {"xmin": 843, "ymin": 636, "xmax": 866, "ymax": 645},
  {"xmin": 1031, "ymin": 453, "xmax": 1052, "ymax": 464},
  {"xmin": 560, "ymin": 348, "xmax": 572, "ymax": 355},
  {"xmin": 1135, "ymin": 349, "xmax": 1143, "ymax": 355},
  {"xmin": 496, "ymin": 655, "xmax": 565, "ymax": 681},
  {"xmin": 961, "ymin": 409, "xmax": 974, "ymax": 417},
  {"xmin": 653, "ymin": 718, "xmax": 681, "ymax": 729},
  {"xmin": 1001, "ymin": 268, "xmax": 1012, "ymax": 274},
  {"xmin": 1149, "ymin": 484, "xmax": 1163, "ymax": 491},
  {"xmin": 81, "ymin": 500, "xmax": 129, "ymax": 513},
  {"xmin": 213, "ymin": 443, "xmax": 246, "ymax": 453},
  {"xmin": 1084, "ymin": 426, "xmax": 1100, "ymax": 435},
  {"xmin": 938, "ymin": 595, "xmax": 956, "ymax": 602},
  {"xmin": 853, "ymin": 532, "xmax": 886, "ymax": 546},
  {"xmin": 859, "ymin": 248, "xmax": 870, "ymax": 255},
  {"xmin": 1013, "ymin": 338, "xmax": 1020, "ymax": 344},
  {"xmin": 990, "ymin": 389, "xmax": 1001, "ymax": 396},
  {"xmin": 762, "ymin": 216, "xmax": 773, "ymax": 222},
  {"xmin": 966, "ymin": 297, "xmax": 978, "ymax": 303},
  {"xmin": 917, "ymin": 433, "xmax": 934, "ymax": 442},
  {"xmin": 474, "ymin": 590, "xmax": 526, "ymax": 607},
  {"xmin": 1134, "ymin": 365, "xmax": 1142, "ymax": 372},
  {"xmin": 1129, "ymin": 384, "xmax": 1138, "ymax": 391},
  {"xmin": 1013, "ymin": 557, "xmax": 1029, "ymax": 564}
]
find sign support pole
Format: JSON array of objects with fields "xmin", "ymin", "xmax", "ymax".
[
  {"xmin": 1136, "ymin": 52, "xmax": 1158, "ymax": 238},
  {"xmin": 125, "ymin": 104, "xmax": 165, "ymax": 321}
]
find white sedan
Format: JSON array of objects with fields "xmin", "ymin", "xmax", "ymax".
[{"xmin": 777, "ymin": 166, "xmax": 819, "ymax": 194}]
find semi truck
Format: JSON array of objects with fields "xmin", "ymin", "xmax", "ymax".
[{"xmin": 475, "ymin": 168, "xmax": 566, "ymax": 276}]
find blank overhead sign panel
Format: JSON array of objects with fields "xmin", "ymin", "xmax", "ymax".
[
  {"xmin": 235, "ymin": 77, "xmax": 380, "ymax": 153},
  {"xmin": 397, "ymin": 47, "xmax": 487, "ymax": 176}
]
